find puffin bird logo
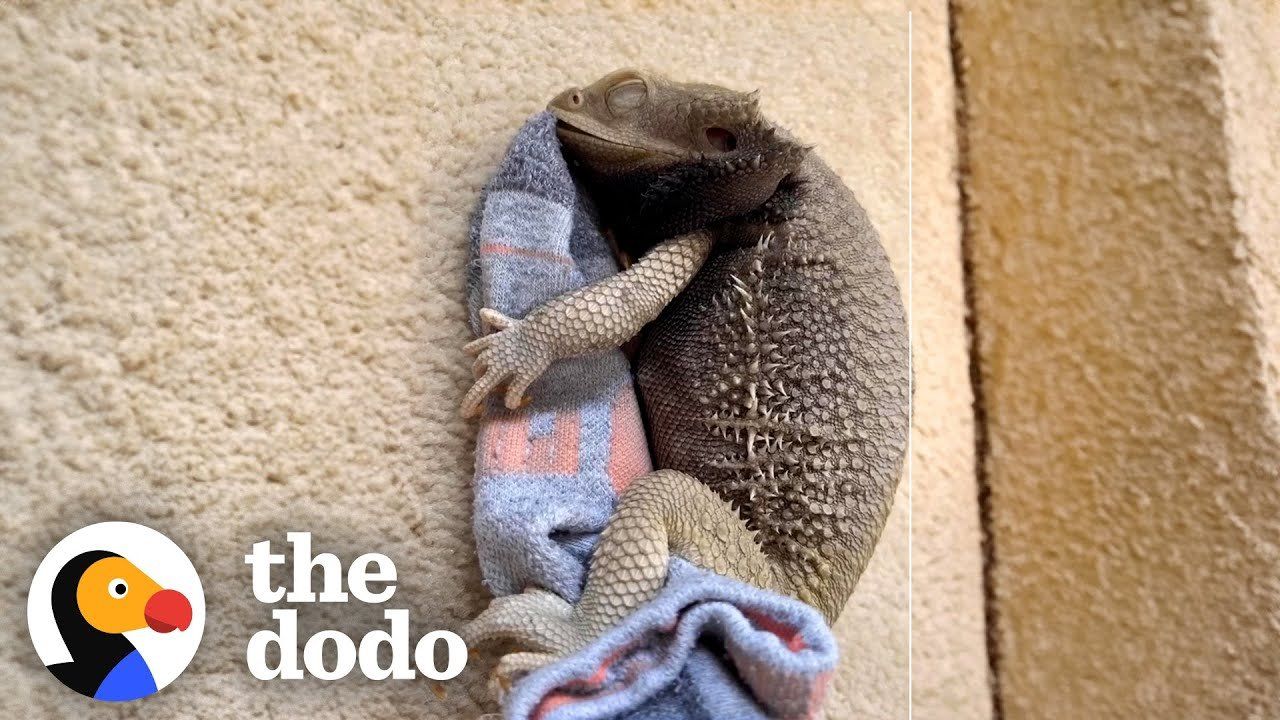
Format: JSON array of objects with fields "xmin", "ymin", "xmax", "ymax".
[
  {"xmin": 28, "ymin": 522, "xmax": 205, "ymax": 702},
  {"xmin": 47, "ymin": 551, "xmax": 193, "ymax": 701}
]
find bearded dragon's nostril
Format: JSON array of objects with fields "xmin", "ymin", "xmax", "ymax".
[{"xmin": 549, "ymin": 87, "xmax": 586, "ymax": 112}]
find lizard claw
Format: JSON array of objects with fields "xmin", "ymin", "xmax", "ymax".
[
  {"xmin": 464, "ymin": 590, "xmax": 592, "ymax": 704},
  {"xmin": 460, "ymin": 309, "xmax": 553, "ymax": 417},
  {"xmin": 463, "ymin": 309, "xmax": 515, "ymax": 356},
  {"xmin": 487, "ymin": 651, "xmax": 558, "ymax": 703},
  {"xmin": 479, "ymin": 308, "xmax": 517, "ymax": 331},
  {"xmin": 464, "ymin": 334, "xmax": 495, "ymax": 356}
]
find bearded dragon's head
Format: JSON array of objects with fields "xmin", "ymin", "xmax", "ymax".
[{"xmin": 548, "ymin": 69, "xmax": 809, "ymax": 240}]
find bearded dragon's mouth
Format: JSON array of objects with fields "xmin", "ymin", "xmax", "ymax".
[
  {"xmin": 554, "ymin": 121, "xmax": 685, "ymax": 164},
  {"xmin": 554, "ymin": 120, "xmax": 640, "ymax": 149},
  {"xmin": 554, "ymin": 121, "xmax": 602, "ymax": 142},
  {"xmin": 553, "ymin": 121, "xmax": 658, "ymax": 165}
]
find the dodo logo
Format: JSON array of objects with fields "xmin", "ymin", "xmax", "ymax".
[{"xmin": 27, "ymin": 522, "xmax": 205, "ymax": 702}]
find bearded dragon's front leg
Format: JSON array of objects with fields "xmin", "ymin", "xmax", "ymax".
[{"xmin": 460, "ymin": 230, "xmax": 712, "ymax": 416}]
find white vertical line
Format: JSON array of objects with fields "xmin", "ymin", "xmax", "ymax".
[{"xmin": 906, "ymin": 10, "xmax": 914, "ymax": 720}]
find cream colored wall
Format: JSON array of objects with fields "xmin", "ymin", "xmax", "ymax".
[
  {"xmin": 0, "ymin": 1, "xmax": 989, "ymax": 718},
  {"xmin": 954, "ymin": 1, "xmax": 1280, "ymax": 717},
  {"xmin": 907, "ymin": 2, "xmax": 992, "ymax": 719},
  {"xmin": 1214, "ymin": 0, "xmax": 1280, "ymax": 412}
]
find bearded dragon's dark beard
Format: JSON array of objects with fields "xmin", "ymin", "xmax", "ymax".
[{"xmin": 561, "ymin": 163, "xmax": 667, "ymax": 257}]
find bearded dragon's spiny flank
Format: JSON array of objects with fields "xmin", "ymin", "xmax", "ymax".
[
  {"xmin": 462, "ymin": 69, "xmax": 908, "ymax": 674},
  {"xmin": 696, "ymin": 232, "xmax": 899, "ymax": 560}
]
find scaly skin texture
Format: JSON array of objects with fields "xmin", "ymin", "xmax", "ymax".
[
  {"xmin": 461, "ymin": 231, "xmax": 712, "ymax": 415},
  {"xmin": 462, "ymin": 69, "xmax": 909, "ymax": 694}
]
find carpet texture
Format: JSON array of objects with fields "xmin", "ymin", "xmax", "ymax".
[{"xmin": 0, "ymin": 2, "xmax": 985, "ymax": 718}]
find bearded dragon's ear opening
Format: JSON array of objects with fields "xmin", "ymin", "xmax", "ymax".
[{"xmin": 705, "ymin": 127, "xmax": 737, "ymax": 152}]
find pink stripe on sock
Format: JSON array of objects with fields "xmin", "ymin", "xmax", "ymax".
[
  {"xmin": 742, "ymin": 609, "xmax": 807, "ymax": 652},
  {"xmin": 531, "ymin": 646, "xmax": 634, "ymax": 720},
  {"xmin": 531, "ymin": 693, "xmax": 574, "ymax": 720},
  {"xmin": 480, "ymin": 412, "xmax": 531, "ymax": 474},
  {"xmin": 551, "ymin": 411, "xmax": 582, "ymax": 474},
  {"xmin": 607, "ymin": 386, "xmax": 652, "ymax": 495},
  {"xmin": 481, "ymin": 242, "xmax": 575, "ymax": 266},
  {"xmin": 806, "ymin": 671, "xmax": 832, "ymax": 720},
  {"xmin": 526, "ymin": 410, "xmax": 580, "ymax": 474}
]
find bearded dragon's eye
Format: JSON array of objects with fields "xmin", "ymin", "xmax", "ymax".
[{"xmin": 607, "ymin": 80, "xmax": 648, "ymax": 113}]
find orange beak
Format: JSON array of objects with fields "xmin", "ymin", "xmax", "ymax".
[{"xmin": 144, "ymin": 588, "xmax": 192, "ymax": 633}]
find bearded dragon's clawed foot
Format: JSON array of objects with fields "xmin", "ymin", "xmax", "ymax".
[
  {"xmin": 462, "ymin": 588, "xmax": 589, "ymax": 699},
  {"xmin": 463, "ymin": 470, "xmax": 803, "ymax": 703},
  {"xmin": 461, "ymin": 309, "xmax": 553, "ymax": 416},
  {"xmin": 460, "ymin": 231, "xmax": 713, "ymax": 419},
  {"xmin": 488, "ymin": 651, "xmax": 559, "ymax": 700}
]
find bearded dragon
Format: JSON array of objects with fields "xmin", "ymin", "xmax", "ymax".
[{"xmin": 461, "ymin": 69, "xmax": 909, "ymax": 684}]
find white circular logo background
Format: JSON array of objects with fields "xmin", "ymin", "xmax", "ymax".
[{"xmin": 28, "ymin": 522, "xmax": 205, "ymax": 699}]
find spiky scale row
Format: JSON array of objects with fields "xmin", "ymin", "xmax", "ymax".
[{"xmin": 685, "ymin": 230, "xmax": 879, "ymax": 569}]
